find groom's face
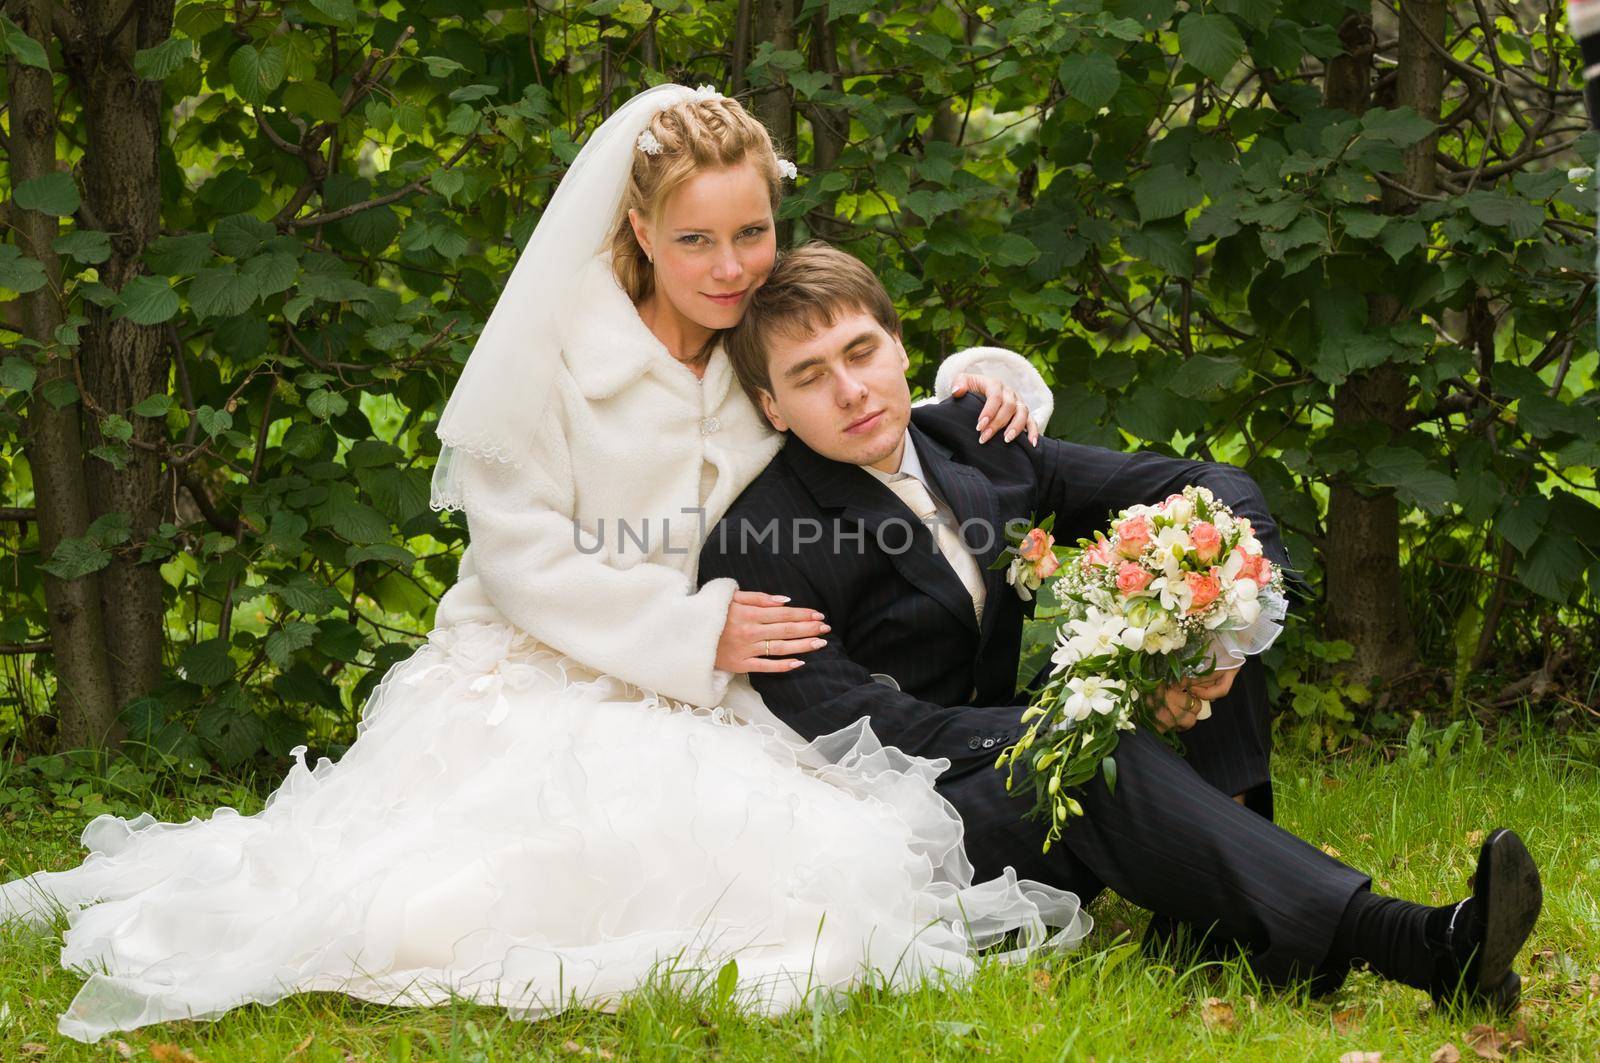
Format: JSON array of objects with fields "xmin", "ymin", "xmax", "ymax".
[{"xmin": 757, "ymin": 309, "xmax": 913, "ymax": 471}]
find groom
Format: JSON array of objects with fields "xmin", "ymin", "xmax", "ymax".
[{"xmin": 696, "ymin": 243, "xmax": 1542, "ymax": 1012}]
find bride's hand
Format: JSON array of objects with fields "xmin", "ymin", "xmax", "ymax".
[
  {"xmin": 716, "ymin": 591, "xmax": 830, "ymax": 674},
  {"xmin": 949, "ymin": 373, "xmax": 1041, "ymax": 446}
]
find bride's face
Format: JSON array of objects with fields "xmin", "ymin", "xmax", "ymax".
[{"xmin": 629, "ymin": 162, "xmax": 777, "ymax": 333}]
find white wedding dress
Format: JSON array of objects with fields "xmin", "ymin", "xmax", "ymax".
[{"xmin": 2, "ymin": 620, "xmax": 1086, "ymax": 1042}]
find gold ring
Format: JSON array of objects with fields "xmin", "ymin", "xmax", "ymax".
[
  {"xmin": 1186, "ymin": 691, "xmax": 1199, "ymax": 713},
  {"xmin": 764, "ymin": 639, "xmax": 772, "ymax": 657}
]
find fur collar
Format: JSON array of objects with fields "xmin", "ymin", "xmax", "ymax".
[{"xmin": 559, "ymin": 255, "xmax": 734, "ymax": 408}]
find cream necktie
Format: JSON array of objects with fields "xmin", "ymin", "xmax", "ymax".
[{"xmin": 885, "ymin": 475, "xmax": 987, "ymax": 624}]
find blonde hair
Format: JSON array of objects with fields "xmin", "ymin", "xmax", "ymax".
[
  {"xmin": 725, "ymin": 242, "xmax": 901, "ymax": 407},
  {"xmin": 608, "ymin": 96, "xmax": 785, "ymax": 308}
]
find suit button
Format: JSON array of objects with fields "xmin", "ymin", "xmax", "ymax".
[
  {"xmin": 968, "ymin": 737, "xmax": 982, "ymax": 750},
  {"xmin": 981, "ymin": 737, "xmax": 996, "ymax": 749}
]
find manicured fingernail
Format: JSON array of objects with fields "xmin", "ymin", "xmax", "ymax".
[
  {"xmin": 813, "ymin": 612, "xmax": 825, "ymax": 620},
  {"xmin": 790, "ymin": 660, "xmax": 804, "ymax": 668},
  {"xmin": 977, "ymin": 416, "xmax": 989, "ymax": 430},
  {"xmin": 775, "ymin": 595, "xmax": 791, "ymax": 602},
  {"xmin": 1005, "ymin": 428, "xmax": 1017, "ymax": 442},
  {"xmin": 812, "ymin": 639, "xmax": 827, "ymax": 649},
  {"xmin": 819, "ymin": 624, "xmax": 831, "ymax": 633}
]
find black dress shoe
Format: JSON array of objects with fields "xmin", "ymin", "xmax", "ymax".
[{"xmin": 1429, "ymin": 828, "xmax": 1543, "ymax": 1014}]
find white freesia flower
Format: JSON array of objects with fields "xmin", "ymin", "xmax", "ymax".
[
  {"xmin": 1153, "ymin": 525, "xmax": 1192, "ymax": 566},
  {"xmin": 1050, "ymin": 634, "xmax": 1082, "ymax": 674},
  {"xmin": 1059, "ymin": 675, "xmax": 1125, "ymax": 724},
  {"xmin": 693, "ymin": 84, "xmax": 721, "ymax": 100},
  {"xmin": 1153, "ymin": 574, "xmax": 1192, "ymax": 615},
  {"xmin": 1163, "ymin": 495, "xmax": 1195, "ymax": 523},
  {"xmin": 1063, "ymin": 609, "xmax": 1127, "ymax": 659},
  {"xmin": 1007, "ymin": 556, "xmax": 1043, "ymax": 600},
  {"xmin": 776, "ymin": 157, "xmax": 798, "ymax": 180},
  {"xmin": 1231, "ymin": 591, "xmax": 1262, "ymax": 627},
  {"xmin": 635, "ymin": 129, "xmax": 665, "ymax": 155}
]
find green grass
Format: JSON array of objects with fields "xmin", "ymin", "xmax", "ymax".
[{"xmin": 2, "ymin": 727, "xmax": 1597, "ymax": 1061}]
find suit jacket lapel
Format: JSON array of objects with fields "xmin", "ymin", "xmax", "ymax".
[
  {"xmin": 782, "ymin": 434, "xmax": 981, "ymax": 636},
  {"xmin": 908, "ymin": 424, "xmax": 1011, "ymax": 651}
]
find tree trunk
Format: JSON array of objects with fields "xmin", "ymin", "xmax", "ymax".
[
  {"xmin": 1320, "ymin": 3, "xmax": 1444, "ymax": 688},
  {"xmin": 7, "ymin": 0, "xmax": 121, "ymax": 746},
  {"xmin": 803, "ymin": 9, "xmax": 848, "ymax": 241},
  {"xmin": 62, "ymin": 0, "xmax": 178, "ymax": 716},
  {"xmin": 730, "ymin": 0, "xmax": 753, "ymax": 96},
  {"xmin": 753, "ymin": 0, "xmax": 795, "ymax": 153}
]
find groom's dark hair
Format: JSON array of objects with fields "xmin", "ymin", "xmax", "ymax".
[{"xmin": 726, "ymin": 242, "xmax": 900, "ymax": 406}]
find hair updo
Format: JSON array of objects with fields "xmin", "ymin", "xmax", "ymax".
[{"xmin": 609, "ymin": 95, "xmax": 785, "ymax": 303}]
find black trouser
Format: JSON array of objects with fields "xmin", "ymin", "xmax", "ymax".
[{"xmin": 942, "ymin": 725, "xmax": 1369, "ymax": 989}]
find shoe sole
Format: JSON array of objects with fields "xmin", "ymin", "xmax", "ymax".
[{"xmin": 1475, "ymin": 828, "xmax": 1543, "ymax": 1013}]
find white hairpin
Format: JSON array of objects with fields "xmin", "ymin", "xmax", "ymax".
[
  {"xmin": 776, "ymin": 158, "xmax": 798, "ymax": 180},
  {"xmin": 636, "ymin": 129, "xmax": 665, "ymax": 156},
  {"xmin": 692, "ymin": 84, "xmax": 721, "ymax": 100}
]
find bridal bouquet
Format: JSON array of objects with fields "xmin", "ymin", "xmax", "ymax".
[{"xmin": 994, "ymin": 485, "xmax": 1288, "ymax": 851}]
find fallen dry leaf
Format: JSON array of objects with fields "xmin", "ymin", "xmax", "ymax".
[
  {"xmin": 561, "ymin": 1041, "xmax": 615, "ymax": 1060},
  {"xmin": 1590, "ymin": 972, "xmax": 1599, "ymax": 999},
  {"xmin": 1200, "ymin": 996, "xmax": 1237, "ymax": 1032},
  {"xmin": 1029, "ymin": 969, "xmax": 1053, "ymax": 994},
  {"xmin": 1465, "ymin": 1024, "xmax": 1507, "ymax": 1060},
  {"xmin": 1431, "ymin": 1045, "xmax": 1461, "ymax": 1063},
  {"xmin": 112, "ymin": 1042, "xmax": 136, "ymax": 1061},
  {"xmin": 1466, "ymin": 829, "xmax": 1486, "ymax": 846},
  {"xmin": 1320, "ymin": 843, "xmax": 1343, "ymax": 858},
  {"xmin": 19, "ymin": 1046, "xmax": 47, "ymax": 1058},
  {"xmin": 1338, "ymin": 1052, "xmax": 1381, "ymax": 1063},
  {"xmin": 284, "ymin": 1032, "xmax": 314, "ymax": 1058},
  {"xmin": 150, "ymin": 1044, "xmax": 201, "ymax": 1063},
  {"xmin": 1332, "ymin": 1006, "xmax": 1364, "ymax": 1033}
]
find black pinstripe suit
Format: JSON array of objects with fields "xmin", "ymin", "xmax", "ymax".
[{"xmin": 698, "ymin": 394, "xmax": 1370, "ymax": 987}]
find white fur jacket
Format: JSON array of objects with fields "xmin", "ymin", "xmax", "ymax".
[{"xmin": 433, "ymin": 256, "xmax": 1053, "ymax": 708}]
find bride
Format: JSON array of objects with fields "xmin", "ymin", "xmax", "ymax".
[{"xmin": 0, "ymin": 83, "xmax": 1087, "ymax": 1043}]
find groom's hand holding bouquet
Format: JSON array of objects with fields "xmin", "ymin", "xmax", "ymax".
[{"xmin": 995, "ymin": 484, "xmax": 1289, "ymax": 851}]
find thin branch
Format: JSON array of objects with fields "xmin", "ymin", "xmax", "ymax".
[
  {"xmin": 289, "ymin": 137, "xmax": 476, "ymax": 229},
  {"xmin": 0, "ymin": 507, "xmax": 35, "ymax": 522},
  {"xmin": 177, "ymin": 468, "xmax": 240, "ymax": 536},
  {"xmin": 0, "ymin": 642, "xmax": 50, "ymax": 655}
]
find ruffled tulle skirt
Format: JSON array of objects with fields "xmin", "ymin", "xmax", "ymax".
[{"xmin": 0, "ymin": 621, "xmax": 1088, "ymax": 1043}]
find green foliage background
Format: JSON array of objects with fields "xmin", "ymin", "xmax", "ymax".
[{"xmin": 1, "ymin": 0, "xmax": 1596, "ymax": 773}]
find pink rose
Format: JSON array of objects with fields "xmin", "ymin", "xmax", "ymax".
[
  {"xmin": 1019, "ymin": 527, "xmax": 1054, "ymax": 564},
  {"xmin": 1036, "ymin": 552, "xmax": 1061, "ymax": 580},
  {"xmin": 1190, "ymin": 521, "xmax": 1222, "ymax": 563},
  {"xmin": 1115, "ymin": 561, "xmax": 1153, "ymax": 596},
  {"xmin": 1162, "ymin": 493, "xmax": 1185, "ymax": 508},
  {"xmin": 1081, "ymin": 538, "xmax": 1114, "ymax": 569},
  {"xmin": 1186, "ymin": 569, "xmax": 1222, "ymax": 613},
  {"xmin": 1115, "ymin": 515, "xmax": 1152, "ymax": 559},
  {"xmin": 1233, "ymin": 547, "xmax": 1273, "ymax": 587}
]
